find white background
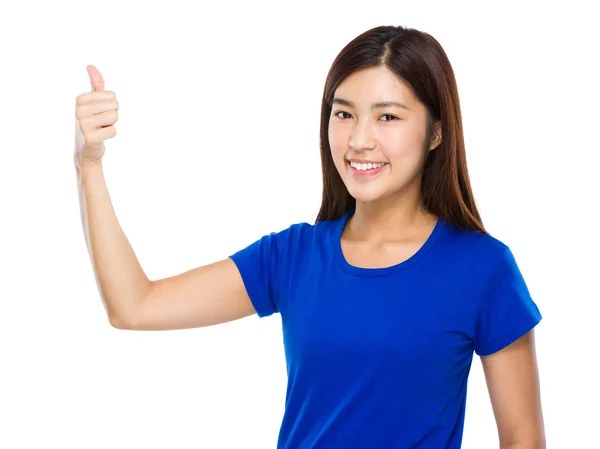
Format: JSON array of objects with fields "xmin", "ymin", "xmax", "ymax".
[{"xmin": 1, "ymin": 0, "xmax": 598, "ymax": 447}]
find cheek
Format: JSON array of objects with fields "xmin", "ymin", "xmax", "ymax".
[
  {"xmin": 386, "ymin": 145, "xmax": 414, "ymax": 161},
  {"xmin": 328, "ymin": 124, "xmax": 347, "ymax": 160},
  {"xmin": 384, "ymin": 129, "xmax": 426, "ymax": 163}
]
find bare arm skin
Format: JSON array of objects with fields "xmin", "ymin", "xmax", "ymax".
[
  {"xmin": 481, "ymin": 329, "xmax": 546, "ymax": 448},
  {"xmin": 75, "ymin": 65, "xmax": 256, "ymax": 330}
]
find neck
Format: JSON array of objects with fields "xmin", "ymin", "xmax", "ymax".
[{"xmin": 348, "ymin": 190, "xmax": 437, "ymax": 243}]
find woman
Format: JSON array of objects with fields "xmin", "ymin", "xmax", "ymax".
[{"xmin": 75, "ymin": 25, "xmax": 545, "ymax": 448}]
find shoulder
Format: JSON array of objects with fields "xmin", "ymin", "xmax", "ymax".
[
  {"xmin": 440, "ymin": 220, "xmax": 511, "ymax": 265},
  {"xmin": 438, "ymin": 222, "xmax": 538, "ymax": 319},
  {"xmin": 262, "ymin": 217, "xmax": 341, "ymax": 261},
  {"xmin": 268, "ymin": 214, "xmax": 342, "ymax": 244},
  {"xmin": 436, "ymin": 221, "xmax": 527, "ymax": 287},
  {"xmin": 265, "ymin": 220, "xmax": 315, "ymax": 243}
]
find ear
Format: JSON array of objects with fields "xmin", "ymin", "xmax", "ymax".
[{"xmin": 429, "ymin": 121, "xmax": 442, "ymax": 151}]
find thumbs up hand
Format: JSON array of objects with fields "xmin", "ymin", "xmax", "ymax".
[{"xmin": 74, "ymin": 65, "xmax": 119, "ymax": 167}]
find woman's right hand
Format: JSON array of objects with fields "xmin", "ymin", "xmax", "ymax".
[{"xmin": 74, "ymin": 65, "xmax": 119, "ymax": 166}]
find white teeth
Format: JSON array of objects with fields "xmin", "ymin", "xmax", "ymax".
[{"xmin": 349, "ymin": 161, "xmax": 386, "ymax": 171}]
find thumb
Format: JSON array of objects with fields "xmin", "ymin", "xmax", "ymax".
[{"xmin": 86, "ymin": 65, "xmax": 105, "ymax": 92}]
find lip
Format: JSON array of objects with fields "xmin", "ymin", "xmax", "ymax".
[
  {"xmin": 346, "ymin": 160, "xmax": 388, "ymax": 177},
  {"xmin": 346, "ymin": 159, "xmax": 388, "ymax": 164}
]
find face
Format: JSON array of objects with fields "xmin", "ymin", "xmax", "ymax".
[{"xmin": 328, "ymin": 65, "xmax": 440, "ymax": 204}]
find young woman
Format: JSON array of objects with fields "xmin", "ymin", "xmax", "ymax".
[{"xmin": 75, "ymin": 25, "xmax": 545, "ymax": 448}]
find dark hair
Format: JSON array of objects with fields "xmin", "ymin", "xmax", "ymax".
[{"xmin": 315, "ymin": 25, "xmax": 486, "ymax": 234}]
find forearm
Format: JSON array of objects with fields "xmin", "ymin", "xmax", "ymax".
[
  {"xmin": 500, "ymin": 440, "xmax": 545, "ymax": 449},
  {"xmin": 75, "ymin": 159, "xmax": 151, "ymax": 326}
]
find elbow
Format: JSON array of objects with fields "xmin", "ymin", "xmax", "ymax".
[
  {"xmin": 108, "ymin": 313, "xmax": 132, "ymax": 329},
  {"xmin": 107, "ymin": 296, "xmax": 147, "ymax": 330},
  {"xmin": 108, "ymin": 310, "xmax": 142, "ymax": 330}
]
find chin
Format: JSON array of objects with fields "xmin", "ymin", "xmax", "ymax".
[{"xmin": 345, "ymin": 184, "xmax": 388, "ymax": 204}]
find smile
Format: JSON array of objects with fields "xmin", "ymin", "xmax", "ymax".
[{"xmin": 346, "ymin": 160, "xmax": 388, "ymax": 177}]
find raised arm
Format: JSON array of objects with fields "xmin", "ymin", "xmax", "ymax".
[{"xmin": 75, "ymin": 65, "xmax": 256, "ymax": 330}]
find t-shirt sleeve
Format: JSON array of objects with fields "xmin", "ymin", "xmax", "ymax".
[
  {"xmin": 228, "ymin": 229, "xmax": 287, "ymax": 318},
  {"xmin": 474, "ymin": 245, "xmax": 542, "ymax": 356}
]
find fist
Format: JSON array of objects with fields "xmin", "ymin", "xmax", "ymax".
[{"xmin": 74, "ymin": 65, "xmax": 119, "ymax": 166}]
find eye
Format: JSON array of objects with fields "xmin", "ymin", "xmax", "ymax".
[
  {"xmin": 333, "ymin": 111, "xmax": 351, "ymax": 119},
  {"xmin": 332, "ymin": 111, "xmax": 399, "ymax": 121}
]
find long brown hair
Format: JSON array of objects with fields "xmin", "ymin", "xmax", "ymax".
[{"xmin": 315, "ymin": 25, "xmax": 486, "ymax": 234}]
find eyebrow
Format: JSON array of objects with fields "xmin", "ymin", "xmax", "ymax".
[{"xmin": 331, "ymin": 97, "xmax": 410, "ymax": 111}]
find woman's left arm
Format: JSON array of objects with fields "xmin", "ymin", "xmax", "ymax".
[{"xmin": 480, "ymin": 329, "xmax": 546, "ymax": 449}]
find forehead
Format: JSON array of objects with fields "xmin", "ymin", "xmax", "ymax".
[{"xmin": 334, "ymin": 65, "xmax": 415, "ymax": 105}]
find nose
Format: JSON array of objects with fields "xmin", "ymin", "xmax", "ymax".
[{"xmin": 348, "ymin": 120, "xmax": 376, "ymax": 151}]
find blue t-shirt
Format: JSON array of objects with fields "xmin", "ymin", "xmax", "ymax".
[{"xmin": 229, "ymin": 209, "xmax": 542, "ymax": 448}]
